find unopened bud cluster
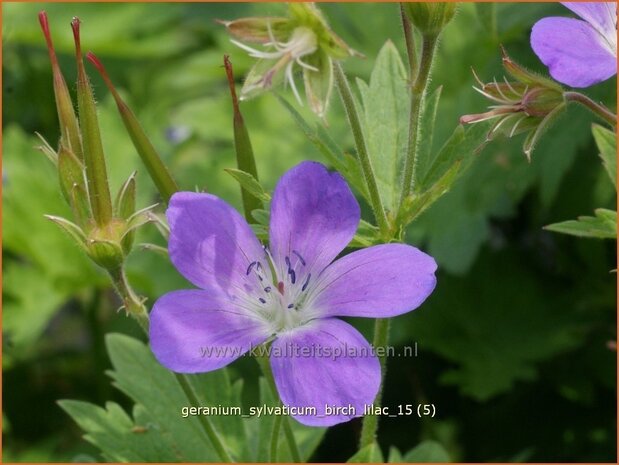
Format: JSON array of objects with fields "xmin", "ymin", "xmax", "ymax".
[{"xmin": 460, "ymin": 47, "xmax": 566, "ymax": 160}]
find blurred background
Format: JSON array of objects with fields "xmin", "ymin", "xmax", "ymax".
[{"xmin": 2, "ymin": 2, "xmax": 616, "ymax": 462}]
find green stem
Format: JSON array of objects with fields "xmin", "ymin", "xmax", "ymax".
[
  {"xmin": 398, "ymin": 34, "xmax": 439, "ymax": 214},
  {"xmin": 86, "ymin": 53, "xmax": 179, "ymax": 203},
  {"xmin": 358, "ymin": 318, "xmax": 391, "ymax": 449},
  {"xmin": 400, "ymin": 3, "xmax": 417, "ymax": 80},
  {"xmin": 174, "ymin": 373, "xmax": 235, "ymax": 463},
  {"xmin": 564, "ymin": 91, "xmax": 617, "ymax": 127},
  {"xmin": 72, "ymin": 19, "xmax": 113, "ymax": 226},
  {"xmin": 256, "ymin": 355, "xmax": 302, "ymax": 463},
  {"xmin": 107, "ymin": 269, "xmax": 233, "ymax": 462},
  {"xmin": 334, "ymin": 62, "xmax": 391, "ymax": 237},
  {"xmin": 224, "ymin": 55, "xmax": 263, "ymax": 223},
  {"xmin": 270, "ymin": 409, "xmax": 284, "ymax": 462}
]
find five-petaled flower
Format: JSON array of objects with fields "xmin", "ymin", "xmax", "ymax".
[
  {"xmin": 531, "ymin": 2, "xmax": 617, "ymax": 87},
  {"xmin": 150, "ymin": 161, "xmax": 437, "ymax": 427},
  {"xmin": 220, "ymin": 3, "xmax": 358, "ymax": 119}
]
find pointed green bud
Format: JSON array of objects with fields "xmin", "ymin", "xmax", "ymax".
[
  {"xmin": 72, "ymin": 17, "xmax": 113, "ymax": 226},
  {"xmin": 86, "ymin": 52, "xmax": 179, "ymax": 203},
  {"xmin": 402, "ymin": 2, "xmax": 457, "ymax": 37},
  {"xmin": 38, "ymin": 11, "xmax": 83, "ymax": 159}
]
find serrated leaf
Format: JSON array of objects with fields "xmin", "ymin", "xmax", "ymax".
[
  {"xmin": 592, "ymin": 123, "xmax": 617, "ymax": 189},
  {"xmin": 225, "ymin": 168, "xmax": 270, "ymax": 202},
  {"xmin": 419, "ymin": 122, "xmax": 490, "ymax": 191},
  {"xmin": 348, "ymin": 441, "xmax": 384, "ymax": 463},
  {"xmin": 403, "ymin": 441, "xmax": 450, "ymax": 462},
  {"xmin": 357, "ymin": 40, "xmax": 410, "ymax": 213},
  {"xmin": 401, "ymin": 162, "xmax": 461, "ymax": 225},
  {"xmin": 415, "ymin": 86, "xmax": 443, "ymax": 183},
  {"xmin": 103, "ymin": 333, "xmax": 230, "ymax": 461},
  {"xmin": 544, "ymin": 209, "xmax": 617, "ymax": 239},
  {"xmin": 58, "ymin": 400, "xmax": 181, "ymax": 462}
]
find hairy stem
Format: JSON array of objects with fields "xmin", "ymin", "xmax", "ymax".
[
  {"xmin": 334, "ymin": 62, "xmax": 391, "ymax": 237},
  {"xmin": 564, "ymin": 91, "xmax": 617, "ymax": 127},
  {"xmin": 398, "ymin": 34, "xmax": 439, "ymax": 214},
  {"xmin": 400, "ymin": 4, "xmax": 417, "ymax": 80},
  {"xmin": 358, "ymin": 318, "xmax": 391, "ymax": 449}
]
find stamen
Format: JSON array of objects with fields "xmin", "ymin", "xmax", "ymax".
[
  {"xmin": 259, "ymin": 297, "xmax": 267, "ymax": 304},
  {"xmin": 277, "ymin": 281, "xmax": 285, "ymax": 295},
  {"xmin": 302, "ymin": 273, "xmax": 311, "ymax": 292},
  {"xmin": 288, "ymin": 269, "xmax": 296, "ymax": 284},
  {"xmin": 287, "ymin": 304, "xmax": 294, "ymax": 309},
  {"xmin": 246, "ymin": 261, "xmax": 258, "ymax": 275},
  {"xmin": 292, "ymin": 250, "xmax": 306, "ymax": 266},
  {"xmin": 264, "ymin": 286, "xmax": 272, "ymax": 293}
]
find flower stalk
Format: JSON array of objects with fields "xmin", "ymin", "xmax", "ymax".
[
  {"xmin": 86, "ymin": 52, "xmax": 180, "ymax": 203},
  {"xmin": 564, "ymin": 91, "xmax": 617, "ymax": 127},
  {"xmin": 334, "ymin": 62, "xmax": 391, "ymax": 237},
  {"xmin": 398, "ymin": 33, "xmax": 439, "ymax": 214}
]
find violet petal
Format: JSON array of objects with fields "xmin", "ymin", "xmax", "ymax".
[
  {"xmin": 312, "ymin": 243, "xmax": 437, "ymax": 318},
  {"xmin": 531, "ymin": 17, "xmax": 616, "ymax": 87},
  {"xmin": 269, "ymin": 161, "xmax": 360, "ymax": 281},
  {"xmin": 167, "ymin": 192, "xmax": 265, "ymax": 296},
  {"xmin": 270, "ymin": 318, "xmax": 380, "ymax": 427},
  {"xmin": 150, "ymin": 290, "xmax": 272, "ymax": 373}
]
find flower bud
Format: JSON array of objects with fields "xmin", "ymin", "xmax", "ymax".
[
  {"xmin": 38, "ymin": 11, "xmax": 82, "ymax": 159},
  {"xmin": 221, "ymin": 2, "xmax": 359, "ymax": 119},
  {"xmin": 460, "ymin": 48, "xmax": 566, "ymax": 160},
  {"xmin": 402, "ymin": 2, "xmax": 457, "ymax": 36}
]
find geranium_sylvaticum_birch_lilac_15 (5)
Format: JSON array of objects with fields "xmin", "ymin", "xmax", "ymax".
[
  {"xmin": 531, "ymin": 2, "xmax": 617, "ymax": 88},
  {"xmin": 149, "ymin": 161, "xmax": 437, "ymax": 427}
]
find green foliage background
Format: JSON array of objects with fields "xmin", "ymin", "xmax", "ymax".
[{"xmin": 2, "ymin": 2, "xmax": 616, "ymax": 462}]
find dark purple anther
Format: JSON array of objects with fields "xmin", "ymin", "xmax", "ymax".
[
  {"xmin": 292, "ymin": 250, "xmax": 306, "ymax": 266},
  {"xmin": 259, "ymin": 297, "xmax": 267, "ymax": 304},
  {"xmin": 302, "ymin": 273, "xmax": 311, "ymax": 292}
]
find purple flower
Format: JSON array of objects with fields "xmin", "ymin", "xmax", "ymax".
[
  {"xmin": 531, "ymin": 2, "xmax": 617, "ymax": 87},
  {"xmin": 149, "ymin": 161, "xmax": 437, "ymax": 426}
]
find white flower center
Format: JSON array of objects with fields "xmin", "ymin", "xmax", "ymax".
[{"xmin": 241, "ymin": 248, "xmax": 320, "ymax": 335}]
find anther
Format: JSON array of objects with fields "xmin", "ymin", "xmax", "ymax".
[
  {"xmin": 292, "ymin": 250, "xmax": 306, "ymax": 266},
  {"xmin": 302, "ymin": 273, "xmax": 311, "ymax": 292},
  {"xmin": 258, "ymin": 297, "xmax": 267, "ymax": 304},
  {"xmin": 264, "ymin": 286, "xmax": 271, "ymax": 293},
  {"xmin": 246, "ymin": 261, "xmax": 258, "ymax": 275},
  {"xmin": 287, "ymin": 304, "xmax": 294, "ymax": 309},
  {"xmin": 289, "ymin": 269, "xmax": 296, "ymax": 284}
]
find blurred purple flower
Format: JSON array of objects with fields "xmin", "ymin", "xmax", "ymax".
[
  {"xmin": 531, "ymin": 2, "xmax": 617, "ymax": 87},
  {"xmin": 149, "ymin": 161, "xmax": 437, "ymax": 426}
]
